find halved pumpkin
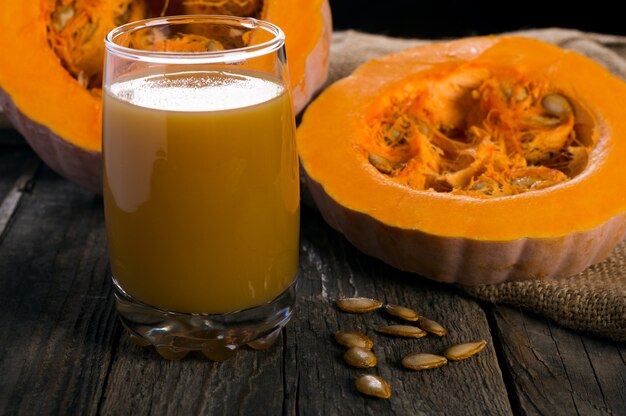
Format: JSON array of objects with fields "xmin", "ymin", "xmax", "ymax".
[
  {"xmin": 0, "ymin": 0, "xmax": 331, "ymax": 192},
  {"xmin": 297, "ymin": 36, "xmax": 626, "ymax": 284}
]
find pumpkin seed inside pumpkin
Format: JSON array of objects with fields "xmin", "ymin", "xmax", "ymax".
[
  {"xmin": 363, "ymin": 73, "xmax": 591, "ymax": 198},
  {"xmin": 541, "ymin": 93, "xmax": 572, "ymax": 116},
  {"xmin": 368, "ymin": 153, "xmax": 396, "ymax": 174}
]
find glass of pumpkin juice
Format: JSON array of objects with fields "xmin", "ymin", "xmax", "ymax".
[{"xmin": 103, "ymin": 16, "xmax": 299, "ymax": 360}]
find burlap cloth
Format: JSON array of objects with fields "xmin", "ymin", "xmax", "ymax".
[{"xmin": 320, "ymin": 28, "xmax": 626, "ymax": 342}]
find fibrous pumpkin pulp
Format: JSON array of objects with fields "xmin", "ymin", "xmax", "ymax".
[{"xmin": 297, "ymin": 36, "xmax": 626, "ymax": 284}]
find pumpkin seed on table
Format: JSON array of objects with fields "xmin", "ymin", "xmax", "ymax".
[
  {"xmin": 336, "ymin": 297, "xmax": 383, "ymax": 313},
  {"xmin": 376, "ymin": 324, "xmax": 427, "ymax": 338},
  {"xmin": 385, "ymin": 304, "xmax": 419, "ymax": 322},
  {"xmin": 402, "ymin": 352, "xmax": 448, "ymax": 371},
  {"xmin": 335, "ymin": 330, "xmax": 374, "ymax": 350},
  {"xmin": 355, "ymin": 374, "xmax": 392, "ymax": 399},
  {"xmin": 444, "ymin": 340, "xmax": 487, "ymax": 361},
  {"xmin": 344, "ymin": 347, "xmax": 377, "ymax": 368},
  {"xmin": 419, "ymin": 317, "xmax": 447, "ymax": 336}
]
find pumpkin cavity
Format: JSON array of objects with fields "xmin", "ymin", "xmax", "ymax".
[
  {"xmin": 364, "ymin": 65, "xmax": 596, "ymax": 198},
  {"xmin": 46, "ymin": 0, "xmax": 264, "ymax": 93}
]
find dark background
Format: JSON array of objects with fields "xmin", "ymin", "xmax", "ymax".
[{"xmin": 329, "ymin": 0, "xmax": 625, "ymax": 39}]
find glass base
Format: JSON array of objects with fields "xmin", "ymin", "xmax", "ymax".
[{"xmin": 113, "ymin": 278, "xmax": 297, "ymax": 360}]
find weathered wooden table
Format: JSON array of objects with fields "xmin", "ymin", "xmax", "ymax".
[{"xmin": 1, "ymin": 130, "xmax": 625, "ymax": 415}]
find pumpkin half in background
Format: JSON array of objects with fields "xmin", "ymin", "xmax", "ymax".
[
  {"xmin": 0, "ymin": 0, "xmax": 331, "ymax": 192},
  {"xmin": 297, "ymin": 36, "xmax": 626, "ymax": 284}
]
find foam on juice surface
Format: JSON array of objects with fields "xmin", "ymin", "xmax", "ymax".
[{"xmin": 109, "ymin": 70, "xmax": 284, "ymax": 112}]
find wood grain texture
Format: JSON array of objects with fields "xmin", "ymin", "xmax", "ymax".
[
  {"xmin": 0, "ymin": 156, "xmax": 40, "ymax": 238},
  {"xmin": 99, "ymin": 208, "xmax": 513, "ymax": 416},
  {"xmin": 1, "ymin": 143, "xmax": 623, "ymax": 415},
  {"xmin": 0, "ymin": 165, "xmax": 115, "ymax": 415},
  {"xmin": 0, "ymin": 146, "xmax": 37, "ymax": 213},
  {"xmin": 100, "ymin": 341, "xmax": 287, "ymax": 415},
  {"xmin": 285, "ymin": 209, "xmax": 514, "ymax": 416},
  {"xmin": 492, "ymin": 305, "xmax": 626, "ymax": 416},
  {"xmin": 0, "ymin": 128, "xmax": 28, "ymax": 147}
]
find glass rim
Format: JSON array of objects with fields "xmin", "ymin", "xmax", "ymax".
[{"xmin": 104, "ymin": 14, "xmax": 285, "ymax": 64}]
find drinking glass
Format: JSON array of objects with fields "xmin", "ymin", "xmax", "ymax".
[{"xmin": 103, "ymin": 15, "xmax": 299, "ymax": 360}]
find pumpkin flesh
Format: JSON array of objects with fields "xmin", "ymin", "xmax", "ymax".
[
  {"xmin": 297, "ymin": 37, "xmax": 626, "ymax": 283},
  {"xmin": 0, "ymin": 0, "xmax": 331, "ymax": 192},
  {"xmin": 364, "ymin": 66, "xmax": 591, "ymax": 197}
]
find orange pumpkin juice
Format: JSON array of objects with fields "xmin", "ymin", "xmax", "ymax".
[{"xmin": 103, "ymin": 70, "xmax": 299, "ymax": 314}]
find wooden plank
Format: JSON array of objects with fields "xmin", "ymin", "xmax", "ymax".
[
  {"xmin": 0, "ymin": 145, "xmax": 37, "ymax": 210},
  {"xmin": 100, "ymin": 339, "xmax": 286, "ymax": 415},
  {"xmin": 0, "ymin": 157, "xmax": 40, "ymax": 239},
  {"xmin": 0, "ymin": 166, "xmax": 116, "ymax": 415},
  {"xmin": 0, "ymin": 131, "xmax": 37, "ymax": 233},
  {"xmin": 491, "ymin": 305, "xmax": 626, "ymax": 416},
  {"xmin": 285, "ymin": 209, "xmax": 514, "ymax": 415},
  {"xmin": 0, "ymin": 128, "xmax": 27, "ymax": 147},
  {"xmin": 100, "ymin": 207, "xmax": 513, "ymax": 415}
]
